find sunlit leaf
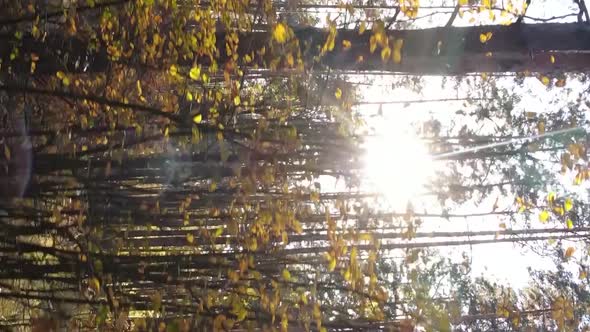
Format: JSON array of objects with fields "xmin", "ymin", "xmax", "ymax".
[
  {"xmin": 479, "ymin": 32, "xmax": 492, "ymax": 43},
  {"xmin": 564, "ymin": 198, "xmax": 573, "ymax": 211},
  {"xmin": 193, "ymin": 114, "xmax": 202, "ymax": 124},
  {"xmin": 539, "ymin": 210, "xmax": 550, "ymax": 223},
  {"xmin": 169, "ymin": 64, "xmax": 178, "ymax": 77},
  {"xmin": 537, "ymin": 121, "xmax": 545, "ymax": 134},
  {"xmin": 381, "ymin": 46, "xmax": 391, "ymax": 61},
  {"xmin": 565, "ymin": 247, "xmax": 575, "ymax": 258},
  {"xmin": 282, "ymin": 268, "xmax": 292, "ymax": 281},
  {"xmin": 359, "ymin": 21, "xmax": 366, "ymax": 34},
  {"xmin": 273, "ymin": 23, "xmax": 288, "ymax": 44},
  {"xmin": 189, "ymin": 66, "xmax": 201, "ymax": 80},
  {"xmin": 89, "ymin": 277, "xmax": 101, "ymax": 294}
]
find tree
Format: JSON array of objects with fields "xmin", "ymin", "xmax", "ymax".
[{"xmin": 1, "ymin": 0, "xmax": 590, "ymax": 331}]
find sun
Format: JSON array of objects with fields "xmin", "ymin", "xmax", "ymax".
[{"xmin": 363, "ymin": 120, "xmax": 434, "ymax": 209}]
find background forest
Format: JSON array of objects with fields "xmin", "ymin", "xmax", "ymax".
[{"xmin": 0, "ymin": 0, "xmax": 589, "ymax": 330}]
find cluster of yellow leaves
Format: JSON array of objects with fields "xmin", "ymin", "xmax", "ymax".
[
  {"xmin": 540, "ymin": 192, "xmax": 576, "ymax": 231},
  {"xmin": 515, "ymin": 196, "xmax": 532, "ymax": 213},
  {"xmin": 400, "ymin": 0, "xmax": 420, "ymax": 18},
  {"xmin": 369, "ymin": 21, "xmax": 404, "ymax": 64},
  {"xmin": 479, "ymin": 32, "xmax": 493, "ymax": 43},
  {"xmin": 56, "ymin": 71, "xmax": 71, "ymax": 86},
  {"xmin": 552, "ymin": 296, "xmax": 575, "ymax": 330}
]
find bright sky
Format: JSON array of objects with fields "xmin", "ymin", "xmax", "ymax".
[{"xmin": 356, "ymin": 70, "xmax": 589, "ymax": 288}]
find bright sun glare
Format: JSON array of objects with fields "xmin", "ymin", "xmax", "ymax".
[{"xmin": 364, "ymin": 120, "xmax": 434, "ymax": 208}]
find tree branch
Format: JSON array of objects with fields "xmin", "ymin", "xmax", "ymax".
[
  {"xmin": 575, "ymin": 0, "xmax": 590, "ymax": 23},
  {"xmin": 445, "ymin": 3, "xmax": 461, "ymax": 27}
]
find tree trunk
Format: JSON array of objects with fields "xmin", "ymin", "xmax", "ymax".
[{"xmin": 3, "ymin": 23, "xmax": 590, "ymax": 76}]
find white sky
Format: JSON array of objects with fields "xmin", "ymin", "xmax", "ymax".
[{"xmin": 354, "ymin": 70, "xmax": 589, "ymax": 288}]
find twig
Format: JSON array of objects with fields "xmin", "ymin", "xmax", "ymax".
[
  {"xmin": 574, "ymin": 0, "xmax": 590, "ymax": 23},
  {"xmin": 445, "ymin": 3, "xmax": 461, "ymax": 27}
]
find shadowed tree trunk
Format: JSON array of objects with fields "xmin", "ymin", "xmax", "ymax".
[{"xmin": 2, "ymin": 23, "xmax": 590, "ymax": 76}]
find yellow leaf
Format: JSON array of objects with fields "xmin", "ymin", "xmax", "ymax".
[
  {"xmin": 539, "ymin": 210, "xmax": 550, "ymax": 223},
  {"xmin": 136, "ymin": 80, "xmax": 142, "ymax": 95},
  {"xmin": 334, "ymin": 88, "xmax": 342, "ymax": 100},
  {"xmin": 564, "ymin": 198, "xmax": 573, "ymax": 211},
  {"xmin": 164, "ymin": 126, "xmax": 170, "ymax": 137},
  {"xmin": 273, "ymin": 23, "xmax": 288, "ymax": 44},
  {"xmin": 248, "ymin": 238, "xmax": 258, "ymax": 251},
  {"xmin": 281, "ymin": 313, "xmax": 288, "ymax": 331},
  {"xmin": 479, "ymin": 32, "xmax": 492, "ymax": 43},
  {"xmin": 193, "ymin": 114, "xmax": 202, "ymax": 124},
  {"xmin": 89, "ymin": 277, "xmax": 100, "ymax": 293},
  {"xmin": 547, "ymin": 192, "xmax": 556, "ymax": 204},
  {"xmin": 580, "ymin": 270, "xmax": 587, "ymax": 280},
  {"xmin": 282, "ymin": 268, "xmax": 291, "ymax": 281},
  {"xmin": 169, "ymin": 64, "xmax": 178, "ymax": 77},
  {"xmin": 550, "ymin": 55, "xmax": 555, "ymax": 63},
  {"xmin": 233, "ymin": 95, "xmax": 241, "ymax": 106},
  {"xmin": 4, "ymin": 145, "xmax": 10, "ymax": 160},
  {"xmin": 541, "ymin": 76, "xmax": 550, "ymax": 86},
  {"xmin": 393, "ymin": 50, "xmax": 401, "ymax": 64},
  {"xmin": 566, "ymin": 219, "xmax": 574, "ymax": 229},
  {"xmin": 246, "ymin": 288, "xmax": 258, "ymax": 297},
  {"xmin": 291, "ymin": 219, "xmax": 303, "ymax": 234},
  {"xmin": 554, "ymin": 206, "xmax": 565, "ymax": 216},
  {"xmin": 186, "ymin": 233, "xmax": 194, "ymax": 244},
  {"xmin": 393, "ymin": 38, "xmax": 404, "ymax": 51},
  {"xmin": 369, "ymin": 35, "xmax": 377, "ymax": 53},
  {"xmin": 499, "ymin": 222, "xmax": 506, "ymax": 229},
  {"xmin": 343, "ymin": 268, "xmax": 351, "ymax": 281},
  {"xmin": 481, "ymin": 72, "xmax": 488, "ymax": 80},
  {"xmin": 381, "ymin": 46, "xmax": 391, "ymax": 61},
  {"xmin": 359, "ymin": 21, "xmax": 366, "ymax": 34},
  {"xmin": 459, "ymin": 0, "xmax": 468, "ymax": 5},
  {"xmin": 189, "ymin": 66, "xmax": 201, "ymax": 80},
  {"xmin": 186, "ymin": 91, "xmax": 193, "ymax": 101},
  {"xmin": 328, "ymin": 256, "xmax": 336, "ymax": 271},
  {"xmin": 565, "ymin": 247, "xmax": 575, "ymax": 258},
  {"xmin": 342, "ymin": 39, "xmax": 352, "ymax": 49},
  {"xmin": 286, "ymin": 53, "xmax": 294, "ymax": 66},
  {"xmin": 537, "ymin": 121, "xmax": 545, "ymax": 134}
]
